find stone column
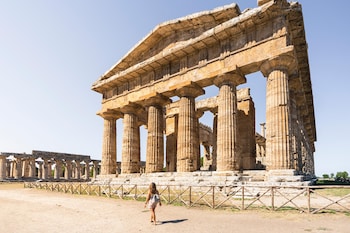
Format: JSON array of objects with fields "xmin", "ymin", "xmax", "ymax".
[
  {"xmin": 165, "ymin": 114, "xmax": 178, "ymax": 172},
  {"xmin": 144, "ymin": 94, "xmax": 170, "ymax": 173},
  {"xmin": 175, "ymin": 82, "xmax": 204, "ymax": 172},
  {"xmin": 100, "ymin": 111, "xmax": 121, "ymax": 175},
  {"xmin": 47, "ymin": 161, "xmax": 53, "ymax": 179},
  {"xmin": 92, "ymin": 161, "xmax": 99, "ymax": 178},
  {"xmin": 37, "ymin": 161, "xmax": 42, "ymax": 179},
  {"xmin": 14, "ymin": 157, "xmax": 22, "ymax": 179},
  {"xmin": 64, "ymin": 160, "xmax": 72, "ymax": 180},
  {"xmin": 42, "ymin": 159, "xmax": 49, "ymax": 180},
  {"xmin": 28, "ymin": 158, "xmax": 36, "ymax": 178},
  {"xmin": 75, "ymin": 160, "xmax": 81, "ymax": 179},
  {"xmin": 211, "ymin": 110, "xmax": 218, "ymax": 171},
  {"xmin": 260, "ymin": 55, "xmax": 296, "ymax": 170},
  {"xmin": 54, "ymin": 160, "xmax": 61, "ymax": 180},
  {"xmin": 0, "ymin": 155, "xmax": 6, "ymax": 180},
  {"xmin": 121, "ymin": 105, "xmax": 141, "ymax": 174},
  {"xmin": 214, "ymin": 71, "xmax": 246, "ymax": 171},
  {"xmin": 84, "ymin": 161, "xmax": 90, "ymax": 180}
]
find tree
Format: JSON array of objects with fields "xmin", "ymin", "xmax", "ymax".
[
  {"xmin": 322, "ymin": 174, "xmax": 329, "ymax": 179},
  {"xmin": 336, "ymin": 171, "xmax": 349, "ymax": 179}
]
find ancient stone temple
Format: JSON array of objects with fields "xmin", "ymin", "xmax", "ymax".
[
  {"xmin": 92, "ymin": 0, "xmax": 316, "ymax": 181},
  {"xmin": 0, "ymin": 150, "xmax": 100, "ymax": 181}
]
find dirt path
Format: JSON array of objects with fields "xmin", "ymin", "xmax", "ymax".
[{"xmin": 0, "ymin": 183, "xmax": 349, "ymax": 233}]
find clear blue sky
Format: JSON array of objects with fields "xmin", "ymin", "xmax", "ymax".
[{"xmin": 1, "ymin": 1, "xmax": 349, "ymax": 177}]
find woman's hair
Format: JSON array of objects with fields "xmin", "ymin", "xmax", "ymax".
[{"xmin": 149, "ymin": 182, "xmax": 157, "ymax": 194}]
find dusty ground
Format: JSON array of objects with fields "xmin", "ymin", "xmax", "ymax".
[{"xmin": 0, "ymin": 183, "xmax": 349, "ymax": 233}]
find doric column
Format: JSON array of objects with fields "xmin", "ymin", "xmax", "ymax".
[
  {"xmin": 100, "ymin": 110, "xmax": 121, "ymax": 175},
  {"xmin": 195, "ymin": 111, "xmax": 204, "ymax": 171},
  {"xmin": 165, "ymin": 114, "xmax": 178, "ymax": 172},
  {"xmin": 29, "ymin": 158, "xmax": 36, "ymax": 178},
  {"xmin": 54, "ymin": 159, "xmax": 61, "ymax": 180},
  {"xmin": 92, "ymin": 161, "xmax": 99, "ymax": 178},
  {"xmin": 121, "ymin": 104, "xmax": 141, "ymax": 174},
  {"xmin": 175, "ymin": 82, "xmax": 204, "ymax": 172},
  {"xmin": 260, "ymin": 55, "xmax": 296, "ymax": 170},
  {"xmin": 75, "ymin": 160, "xmax": 81, "ymax": 179},
  {"xmin": 64, "ymin": 160, "xmax": 72, "ymax": 180},
  {"xmin": 0, "ymin": 155, "xmax": 6, "ymax": 180},
  {"xmin": 14, "ymin": 157, "xmax": 22, "ymax": 179},
  {"xmin": 37, "ymin": 161, "xmax": 42, "ymax": 179},
  {"xmin": 144, "ymin": 94, "xmax": 170, "ymax": 173},
  {"xmin": 41, "ymin": 159, "xmax": 49, "ymax": 180},
  {"xmin": 211, "ymin": 110, "xmax": 218, "ymax": 171},
  {"xmin": 214, "ymin": 71, "xmax": 246, "ymax": 171},
  {"xmin": 84, "ymin": 161, "xmax": 90, "ymax": 180}
]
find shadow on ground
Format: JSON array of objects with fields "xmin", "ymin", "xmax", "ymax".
[{"xmin": 160, "ymin": 219, "xmax": 188, "ymax": 224}]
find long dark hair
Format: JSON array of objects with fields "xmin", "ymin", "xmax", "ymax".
[{"xmin": 149, "ymin": 182, "xmax": 157, "ymax": 194}]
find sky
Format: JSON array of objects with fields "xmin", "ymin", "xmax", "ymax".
[{"xmin": 0, "ymin": 0, "xmax": 349, "ymax": 177}]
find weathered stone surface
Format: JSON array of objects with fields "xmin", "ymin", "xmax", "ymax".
[{"xmin": 92, "ymin": 0, "xmax": 316, "ymax": 182}]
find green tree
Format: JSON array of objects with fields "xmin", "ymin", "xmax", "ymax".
[
  {"xmin": 330, "ymin": 173, "xmax": 334, "ymax": 178},
  {"xmin": 336, "ymin": 171, "xmax": 349, "ymax": 179},
  {"xmin": 322, "ymin": 174, "xmax": 329, "ymax": 179}
]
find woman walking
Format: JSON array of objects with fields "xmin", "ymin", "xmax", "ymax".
[{"xmin": 144, "ymin": 182, "xmax": 162, "ymax": 225}]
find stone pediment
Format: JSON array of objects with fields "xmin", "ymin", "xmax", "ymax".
[{"xmin": 97, "ymin": 3, "xmax": 240, "ymax": 81}]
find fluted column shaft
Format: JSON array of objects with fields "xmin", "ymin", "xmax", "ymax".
[
  {"xmin": 176, "ymin": 83, "xmax": 204, "ymax": 172},
  {"xmin": 0, "ymin": 155, "xmax": 6, "ymax": 180},
  {"xmin": 14, "ymin": 158, "xmax": 22, "ymax": 179},
  {"xmin": 146, "ymin": 105, "xmax": 164, "ymax": 172},
  {"xmin": 211, "ymin": 112, "xmax": 218, "ymax": 171},
  {"xmin": 214, "ymin": 72, "xmax": 246, "ymax": 171},
  {"xmin": 101, "ymin": 117, "xmax": 117, "ymax": 175},
  {"xmin": 42, "ymin": 159, "xmax": 49, "ymax": 179},
  {"xmin": 75, "ymin": 161, "xmax": 81, "ymax": 179},
  {"xmin": 144, "ymin": 94, "xmax": 169, "ymax": 173},
  {"xmin": 121, "ymin": 112, "xmax": 140, "ymax": 173},
  {"xmin": 92, "ymin": 161, "xmax": 99, "ymax": 178},
  {"xmin": 261, "ymin": 56, "xmax": 296, "ymax": 170},
  {"xmin": 64, "ymin": 160, "xmax": 72, "ymax": 180},
  {"xmin": 85, "ymin": 161, "xmax": 90, "ymax": 180},
  {"xmin": 54, "ymin": 160, "xmax": 61, "ymax": 180}
]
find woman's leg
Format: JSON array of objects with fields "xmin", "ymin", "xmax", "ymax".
[
  {"xmin": 150, "ymin": 208, "xmax": 155, "ymax": 222},
  {"xmin": 151, "ymin": 207, "xmax": 156, "ymax": 225}
]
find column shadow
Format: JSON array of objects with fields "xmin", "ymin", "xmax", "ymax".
[{"xmin": 159, "ymin": 219, "xmax": 188, "ymax": 225}]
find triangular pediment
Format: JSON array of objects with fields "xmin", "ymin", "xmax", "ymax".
[{"xmin": 99, "ymin": 3, "xmax": 241, "ymax": 81}]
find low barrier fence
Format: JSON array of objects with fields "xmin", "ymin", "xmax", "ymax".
[{"xmin": 24, "ymin": 182, "xmax": 350, "ymax": 214}]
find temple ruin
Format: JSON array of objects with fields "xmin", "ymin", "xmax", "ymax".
[
  {"xmin": 0, "ymin": 150, "xmax": 99, "ymax": 181},
  {"xmin": 92, "ymin": 0, "xmax": 316, "ymax": 183}
]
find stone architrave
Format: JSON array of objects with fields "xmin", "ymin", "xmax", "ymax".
[
  {"xmin": 175, "ymin": 82, "xmax": 204, "ymax": 172},
  {"xmin": 261, "ymin": 55, "xmax": 296, "ymax": 170},
  {"xmin": 214, "ymin": 71, "xmax": 246, "ymax": 171}
]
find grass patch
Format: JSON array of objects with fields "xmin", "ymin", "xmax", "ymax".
[{"xmin": 314, "ymin": 188, "xmax": 350, "ymax": 197}]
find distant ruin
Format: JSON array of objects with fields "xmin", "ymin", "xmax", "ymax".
[{"xmin": 0, "ymin": 150, "xmax": 98, "ymax": 181}]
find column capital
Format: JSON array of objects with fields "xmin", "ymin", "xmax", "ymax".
[
  {"xmin": 120, "ymin": 102, "xmax": 142, "ymax": 114},
  {"xmin": 175, "ymin": 82, "xmax": 204, "ymax": 98},
  {"xmin": 142, "ymin": 92, "xmax": 171, "ymax": 107},
  {"xmin": 98, "ymin": 109, "xmax": 123, "ymax": 120},
  {"xmin": 214, "ymin": 69, "xmax": 246, "ymax": 87},
  {"xmin": 260, "ymin": 55, "xmax": 297, "ymax": 77}
]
